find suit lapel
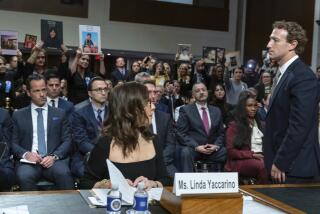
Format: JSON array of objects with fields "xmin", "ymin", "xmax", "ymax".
[
  {"xmin": 268, "ymin": 59, "xmax": 298, "ymax": 113},
  {"xmin": 87, "ymin": 104, "xmax": 99, "ymax": 133},
  {"xmin": 47, "ymin": 107, "xmax": 53, "ymax": 153},
  {"xmin": 26, "ymin": 106, "xmax": 33, "ymax": 150},
  {"xmin": 192, "ymin": 104, "xmax": 207, "ymax": 135}
]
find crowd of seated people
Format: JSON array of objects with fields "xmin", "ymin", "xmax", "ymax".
[{"xmin": 0, "ymin": 36, "xmax": 305, "ymax": 192}]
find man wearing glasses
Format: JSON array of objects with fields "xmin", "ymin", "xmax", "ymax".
[{"xmin": 71, "ymin": 77, "xmax": 109, "ymax": 177}]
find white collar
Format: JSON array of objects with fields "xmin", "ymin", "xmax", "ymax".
[
  {"xmin": 279, "ymin": 55, "xmax": 299, "ymax": 75},
  {"xmin": 31, "ymin": 103, "xmax": 48, "ymax": 111}
]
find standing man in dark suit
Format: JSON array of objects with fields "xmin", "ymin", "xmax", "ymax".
[
  {"xmin": 144, "ymin": 81, "xmax": 177, "ymax": 177},
  {"xmin": 264, "ymin": 21, "xmax": 320, "ymax": 183},
  {"xmin": 45, "ymin": 71, "xmax": 74, "ymax": 117},
  {"xmin": 11, "ymin": 74, "xmax": 74, "ymax": 191},
  {"xmin": 111, "ymin": 57, "xmax": 129, "ymax": 86},
  {"xmin": 0, "ymin": 108, "xmax": 15, "ymax": 191},
  {"xmin": 176, "ymin": 82, "xmax": 226, "ymax": 172},
  {"xmin": 70, "ymin": 77, "xmax": 108, "ymax": 177}
]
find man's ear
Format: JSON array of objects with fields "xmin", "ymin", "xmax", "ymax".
[{"xmin": 289, "ymin": 40, "xmax": 298, "ymax": 51}]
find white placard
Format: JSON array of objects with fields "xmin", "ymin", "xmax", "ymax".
[
  {"xmin": 173, "ymin": 172, "xmax": 238, "ymax": 196},
  {"xmin": 79, "ymin": 25, "xmax": 101, "ymax": 55}
]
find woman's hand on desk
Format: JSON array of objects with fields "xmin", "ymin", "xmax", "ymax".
[
  {"xmin": 93, "ymin": 179, "xmax": 111, "ymax": 189},
  {"xmin": 132, "ymin": 176, "xmax": 162, "ymax": 191}
]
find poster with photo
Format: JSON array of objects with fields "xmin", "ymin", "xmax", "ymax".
[
  {"xmin": 0, "ymin": 31, "xmax": 18, "ymax": 55},
  {"xmin": 203, "ymin": 46, "xmax": 216, "ymax": 64},
  {"xmin": 225, "ymin": 51, "xmax": 240, "ymax": 70},
  {"xmin": 24, "ymin": 34, "xmax": 37, "ymax": 49},
  {"xmin": 41, "ymin": 19, "xmax": 63, "ymax": 49},
  {"xmin": 79, "ymin": 25, "xmax": 101, "ymax": 54},
  {"xmin": 176, "ymin": 44, "xmax": 192, "ymax": 61},
  {"xmin": 216, "ymin": 47, "xmax": 225, "ymax": 64}
]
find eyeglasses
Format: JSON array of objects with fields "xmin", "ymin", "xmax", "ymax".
[{"xmin": 91, "ymin": 87, "xmax": 109, "ymax": 93}]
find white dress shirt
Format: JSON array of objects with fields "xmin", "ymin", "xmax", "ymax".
[
  {"xmin": 47, "ymin": 97, "xmax": 59, "ymax": 108},
  {"xmin": 195, "ymin": 102, "xmax": 211, "ymax": 129},
  {"xmin": 277, "ymin": 55, "xmax": 299, "ymax": 85}
]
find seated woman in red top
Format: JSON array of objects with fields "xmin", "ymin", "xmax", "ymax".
[{"xmin": 224, "ymin": 91, "xmax": 268, "ymax": 184}]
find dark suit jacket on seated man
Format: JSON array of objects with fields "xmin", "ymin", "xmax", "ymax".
[
  {"xmin": 70, "ymin": 77, "xmax": 109, "ymax": 177},
  {"xmin": 0, "ymin": 108, "xmax": 15, "ymax": 191},
  {"xmin": 264, "ymin": 21, "xmax": 320, "ymax": 184},
  {"xmin": 176, "ymin": 82, "xmax": 226, "ymax": 172},
  {"xmin": 11, "ymin": 74, "xmax": 74, "ymax": 191}
]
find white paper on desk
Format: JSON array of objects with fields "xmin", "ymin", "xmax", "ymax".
[
  {"xmin": 20, "ymin": 158, "xmax": 36, "ymax": 164},
  {"xmin": 0, "ymin": 205, "xmax": 29, "ymax": 214},
  {"xmin": 106, "ymin": 159, "xmax": 164, "ymax": 203},
  {"xmin": 107, "ymin": 159, "xmax": 136, "ymax": 204},
  {"xmin": 242, "ymin": 196, "xmax": 285, "ymax": 214}
]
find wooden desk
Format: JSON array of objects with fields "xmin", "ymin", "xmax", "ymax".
[
  {"xmin": 0, "ymin": 190, "xmax": 169, "ymax": 214},
  {"xmin": 240, "ymin": 184, "xmax": 320, "ymax": 214}
]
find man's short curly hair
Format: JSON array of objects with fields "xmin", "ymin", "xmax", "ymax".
[{"xmin": 273, "ymin": 20, "xmax": 308, "ymax": 55}]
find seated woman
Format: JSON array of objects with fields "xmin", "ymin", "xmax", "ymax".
[
  {"xmin": 224, "ymin": 91, "xmax": 268, "ymax": 184},
  {"xmin": 80, "ymin": 82, "xmax": 171, "ymax": 190},
  {"xmin": 209, "ymin": 83, "xmax": 233, "ymax": 126}
]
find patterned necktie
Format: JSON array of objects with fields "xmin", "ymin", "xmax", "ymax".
[
  {"xmin": 51, "ymin": 100, "xmax": 56, "ymax": 108},
  {"xmin": 201, "ymin": 107, "xmax": 209, "ymax": 134},
  {"xmin": 97, "ymin": 109, "xmax": 103, "ymax": 127},
  {"xmin": 271, "ymin": 68, "xmax": 281, "ymax": 94},
  {"xmin": 36, "ymin": 108, "xmax": 46, "ymax": 155}
]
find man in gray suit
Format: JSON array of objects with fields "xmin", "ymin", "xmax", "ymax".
[
  {"xmin": 176, "ymin": 82, "xmax": 226, "ymax": 172},
  {"xmin": 11, "ymin": 74, "xmax": 74, "ymax": 191}
]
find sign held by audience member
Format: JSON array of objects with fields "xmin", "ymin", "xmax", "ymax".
[
  {"xmin": 173, "ymin": 172, "xmax": 238, "ymax": 196},
  {"xmin": 24, "ymin": 34, "xmax": 37, "ymax": 49},
  {"xmin": 79, "ymin": 25, "xmax": 101, "ymax": 55},
  {"xmin": 41, "ymin": 19, "xmax": 63, "ymax": 49},
  {"xmin": 0, "ymin": 31, "xmax": 18, "ymax": 55},
  {"xmin": 203, "ymin": 46, "xmax": 217, "ymax": 64},
  {"xmin": 176, "ymin": 44, "xmax": 192, "ymax": 61},
  {"xmin": 225, "ymin": 51, "xmax": 241, "ymax": 70}
]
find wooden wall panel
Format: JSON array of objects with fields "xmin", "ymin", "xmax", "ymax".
[
  {"xmin": 244, "ymin": 0, "xmax": 315, "ymax": 65},
  {"xmin": 0, "ymin": 0, "xmax": 88, "ymax": 18},
  {"xmin": 109, "ymin": 0, "xmax": 229, "ymax": 31}
]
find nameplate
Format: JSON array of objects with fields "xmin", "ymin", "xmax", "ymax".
[{"xmin": 173, "ymin": 172, "xmax": 238, "ymax": 196}]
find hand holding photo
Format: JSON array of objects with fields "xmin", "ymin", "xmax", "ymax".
[
  {"xmin": 0, "ymin": 31, "xmax": 18, "ymax": 55},
  {"xmin": 24, "ymin": 34, "xmax": 37, "ymax": 49},
  {"xmin": 41, "ymin": 19, "xmax": 63, "ymax": 49},
  {"xmin": 203, "ymin": 46, "xmax": 217, "ymax": 64}
]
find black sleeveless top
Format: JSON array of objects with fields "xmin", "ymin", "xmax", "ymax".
[{"xmin": 79, "ymin": 136, "xmax": 170, "ymax": 189}]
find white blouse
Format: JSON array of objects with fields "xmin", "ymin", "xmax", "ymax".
[{"xmin": 251, "ymin": 120, "xmax": 264, "ymax": 153}]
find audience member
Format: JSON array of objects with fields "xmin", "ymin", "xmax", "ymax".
[
  {"xmin": 45, "ymin": 71, "xmax": 74, "ymax": 117},
  {"xmin": 11, "ymin": 74, "xmax": 74, "ymax": 191},
  {"xmin": 191, "ymin": 59, "xmax": 210, "ymax": 88},
  {"xmin": 154, "ymin": 62, "xmax": 170, "ymax": 86},
  {"xmin": 254, "ymin": 71, "xmax": 272, "ymax": 102},
  {"xmin": 176, "ymin": 82, "xmax": 226, "ymax": 172},
  {"xmin": 224, "ymin": 66, "xmax": 248, "ymax": 107},
  {"xmin": 71, "ymin": 77, "xmax": 109, "ymax": 177},
  {"xmin": 111, "ymin": 57, "xmax": 129, "ymax": 85},
  {"xmin": 128, "ymin": 60, "xmax": 141, "ymax": 81},
  {"xmin": 209, "ymin": 83, "xmax": 233, "ymax": 126},
  {"xmin": 225, "ymin": 91, "xmax": 267, "ymax": 184},
  {"xmin": 177, "ymin": 63, "xmax": 192, "ymax": 99}
]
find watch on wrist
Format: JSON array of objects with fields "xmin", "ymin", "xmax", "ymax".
[{"xmin": 51, "ymin": 154, "xmax": 59, "ymax": 161}]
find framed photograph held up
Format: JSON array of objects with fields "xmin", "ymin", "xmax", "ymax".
[
  {"xmin": 79, "ymin": 25, "xmax": 101, "ymax": 55},
  {"xmin": 41, "ymin": 19, "xmax": 63, "ymax": 49},
  {"xmin": 203, "ymin": 46, "xmax": 217, "ymax": 64},
  {"xmin": 0, "ymin": 31, "xmax": 18, "ymax": 55},
  {"xmin": 24, "ymin": 34, "xmax": 37, "ymax": 49},
  {"xmin": 176, "ymin": 44, "xmax": 192, "ymax": 61}
]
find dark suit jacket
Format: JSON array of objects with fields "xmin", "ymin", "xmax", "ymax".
[
  {"xmin": 58, "ymin": 98, "xmax": 74, "ymax": 117},
  {"xmin": 176, "ymin": 103, "xmax": 225, "ymax": 148},
  {"xmin": 111, "ymin": 68, "xmax": 129, "ymax": 85},
  {"xmin": 11, "ymin": 105, "xmax": 71, "ymax": 159},
  {"xmin": 70, "ymin": 103, "xmax": 108, "ymax": 176},
  {"xmin": 264, "ymin": 58, "xmax": 320, "ymax": 177},
  {"xmin": 153, "ymin": 110, "xmax": 177, "ymax": 177}
]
